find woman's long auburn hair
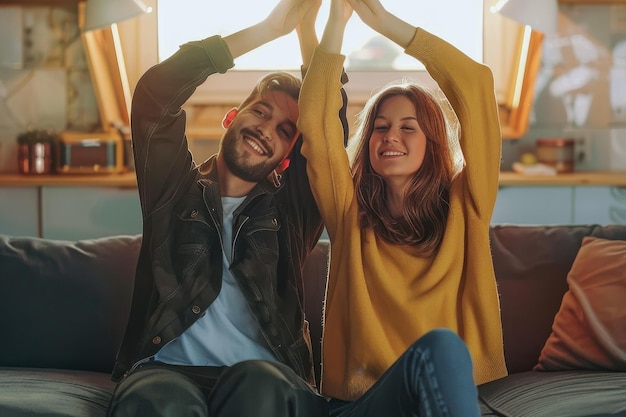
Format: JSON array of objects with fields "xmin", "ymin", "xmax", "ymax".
[{"xmin": 348, "ymin": 83, "xmax": 456, "ymax": 256}]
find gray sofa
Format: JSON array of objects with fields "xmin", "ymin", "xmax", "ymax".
[{"xmin": 1, "ymin": 225, "xmax": 625, "ymax": 416}]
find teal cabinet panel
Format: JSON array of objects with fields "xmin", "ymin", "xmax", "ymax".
[
  {"xmin": 0, "ymin": 187, "xmax": 39, "ymax": 237},
  {"xmin": 573, "ymin": 186, "xmax": 626, "ymax": 225},
  {"xmin": 492, "ymin": 186, "xmax": 574, "ymax": 225},
  {"xmin": 42, "ymin": 187, "xmax": 142, "ymax": 240}
]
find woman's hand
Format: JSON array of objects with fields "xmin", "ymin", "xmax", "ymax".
[
  {"xmin": 348, "ymin": 0, "xmax": 414, "ymax": 48},
  {"xmin": 297, "ymin": 0, "xmax": 322, "ymax": 69},
  {"xmin": 298, "ymin": 0, "xmax": 322, "ymax": 32},
  {"xmin": 320, "ymin": 0, "xmax": 353, "ymax": 54},
  {"xmin": 347, "ymin": 0, "xmax": 386, "ymax": 32},
  {"xmin": 329, "ymin": 0, "xmax": 354, "ymax": 27}
]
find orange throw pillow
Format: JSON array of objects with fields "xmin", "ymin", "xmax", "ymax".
[{"xmin": 535, "ymin": 236, "xmax": 626, "ymax": 371}]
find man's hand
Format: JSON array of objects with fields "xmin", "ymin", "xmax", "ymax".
[
  {"xmin": 224, "ymin": 0, "xmax": 315, "ymax": 60},
  {"xmin": 264, "ymin": 0, "xmax": 314, "ymax": 38}
]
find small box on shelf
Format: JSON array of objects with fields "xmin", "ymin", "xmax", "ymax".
[
  {"xmin": 57, "ymin": 130, "xmax": 126, "ymax": 174},
  {"xmin": 17, "ymin": 129, "xmax": 59, "ymax": 175}
]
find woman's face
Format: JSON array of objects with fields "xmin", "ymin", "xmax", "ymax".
[{"xmin": 368, "ymin": 95, "xmax": 427, "ymax": 186}]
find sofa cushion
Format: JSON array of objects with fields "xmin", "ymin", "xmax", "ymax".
[
  {"xmin": 0, "ymin": 234, "xmax": 141, "ymax": 373},
  {"xmin": 489, "ymin": 225, "xmax": 626, "ymax": 373},
  {"xmin": 479, "ymin": 370, "xmax": 626, "ymax": 417},
  {"xmin": 0, "ymin": 367, "xmax": 114, "ymax": 417},
  {"xmin": 535, "ymin": 237, "xmax": 626, "ymax": 371}
]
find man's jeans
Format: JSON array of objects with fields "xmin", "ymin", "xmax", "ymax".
[
  {"xmin": 329, "ymin": 328, "xmax": 481, "ymax": 417},
  {"xmin": 107, "ymin": 360, "xmax": 327, "ymax": 417}
]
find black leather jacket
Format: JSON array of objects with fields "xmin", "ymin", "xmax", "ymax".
[{"xmin": 111, "ymin": 36, "xmax": 323, "ymax": 386}]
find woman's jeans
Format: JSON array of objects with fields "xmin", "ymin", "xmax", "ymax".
[
  {"xmin": 107, "ymin": 359, "xmax": 328, "ymax": 417},
  {"xmin": 329, "ymin": 328, "xmax": 481, "ymax": 417}
]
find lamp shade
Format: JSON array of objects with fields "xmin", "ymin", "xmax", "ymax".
[
  {"xmin": 491, "ymin": 0, "xmax": 558, "ymax": 34},
  {"xmin": 83, "ymin": 0, "xmax": 152, "ymax": 32}
]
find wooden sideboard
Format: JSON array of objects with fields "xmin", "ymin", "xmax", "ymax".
[{"xmin": 0, "ymin": 173, "xmax": 140, "ymax": 239}]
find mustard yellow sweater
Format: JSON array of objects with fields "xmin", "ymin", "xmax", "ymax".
[{"xmin": 298, "ymin": 28, "xmax": 508, "ymax": 401}]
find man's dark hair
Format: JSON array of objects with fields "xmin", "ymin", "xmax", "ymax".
[{"xmin": 238, "ymin": 72, "xmax": 302, "ymax": 110}]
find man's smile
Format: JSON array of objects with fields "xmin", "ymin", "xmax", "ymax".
[{"xmin": 241, "ymin": 128, "xmax": 271, "ymax": 157}]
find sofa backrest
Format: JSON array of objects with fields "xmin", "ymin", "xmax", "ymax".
[
  {"xmin": 0, "ymin": 234, "xmax": 141, "ymax": 373},
  {"xmin": 489, "ymin": 224, "xmax": 626, "ymax": 374},
  {"xmin": 303, "ymin": 225, "xmax": 626, "ymax": 383},
  {"xmin": 2, "ymin": 224, "xmax": 625, "ymax": 383},
  {"xmin": 0, "ymin": 232, "xmax": 328, "ymax": 379}
]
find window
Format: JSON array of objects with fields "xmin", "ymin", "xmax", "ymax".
[{"xmin": 157, "ymin": 0, "xmax": 484, "ymax": 103}]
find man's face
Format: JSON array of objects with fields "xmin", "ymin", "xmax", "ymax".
[{"xmin": 221, "ymin": 90, "xmax": 299, "ymax": 183}]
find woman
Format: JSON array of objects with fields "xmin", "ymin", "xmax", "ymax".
[{"xmin": 298, "ymin": 0, "xmax": 508, "ymax": 415}]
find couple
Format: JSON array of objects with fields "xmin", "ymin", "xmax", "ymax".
[{"xmin": 107, "ymin": 0, "xmax": 508, "ymax": 416}]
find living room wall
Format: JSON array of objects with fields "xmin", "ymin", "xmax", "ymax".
[
  {"xmin": 501, "ymin": 3, "xmax": 626, "ymax": 171},
  {"xmin": 0, "ymin": 4, "xmax": 103, "ymax": 172},
  {"xmin": 0, "ymin": 2, "xmax": 625, "ymax": 174}
]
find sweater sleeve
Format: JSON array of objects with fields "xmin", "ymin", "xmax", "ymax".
[
  {"xmin": 298, "ymin": 47, "xmax": 353, "ymax": 239},
  {"xmin": 406, "ymin": 28, "xmax": 502, "ymax": 220}
]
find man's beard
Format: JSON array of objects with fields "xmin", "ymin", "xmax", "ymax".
[{"xmin": 221, "ymin": 128, "xmax": 277, "ymax": 183}]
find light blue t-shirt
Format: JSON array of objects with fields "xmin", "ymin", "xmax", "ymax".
[{"xmin": 154, "ymin": 196, "xmax": 276, "ymax": 366}]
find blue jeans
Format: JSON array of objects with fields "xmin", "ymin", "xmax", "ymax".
[{"xmin": 329, "ymin": 328, "xmax": 480, "ymax": 417}]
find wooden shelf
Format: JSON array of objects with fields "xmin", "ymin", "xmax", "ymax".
[
  {"xmin": 499, "ymin": 171, "xmax": 626, "ymax": 186},
  {"xmin": 559, "ymin": 0, "xmax": 625, "ymax": 4},
  {"xmin": 2, "ymin": 171, "xmax": 626, "ymax": 188},
  {"xmin": 0, "ymin": 0, "xmax": 78, "ymax": 5},
  {"xmin": 0, "ymin": 172, "xmax": 137, "ymax": 188}
]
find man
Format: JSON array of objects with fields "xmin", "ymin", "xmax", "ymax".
[{"xmin": 106, "ymin": 1, "xmax": 332, "ymax": 415}]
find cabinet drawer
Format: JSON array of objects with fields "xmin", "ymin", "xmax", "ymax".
[
  {"xmin": 42, "ymin": 187, "xmax": 142, "ymax": 240},
  {"xmin": 573, "ymin": 186, "xmax": 626, "ymax": 225},
  {"xmin": 492, "ymin": 186, "xmax": 573, "ymax": 225},
  {"xmin": 0, "ymin": 187, "xmax": 38, "ymax": 236}
]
